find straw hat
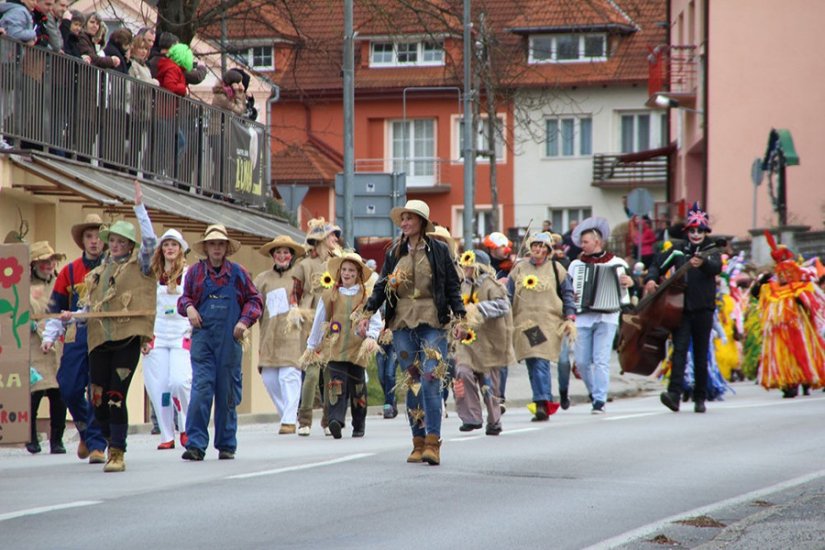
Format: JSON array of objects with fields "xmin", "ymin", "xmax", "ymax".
[
  {"xmin": 70, "ymin": 213, "xmax": 104, "ymax": 249},
  {"xmin": 99, "ymin": 220, "xmax": 137, "ymax": 244},
  {"xmin": 158, "ymin": 229, "xmax": 189, "ymax": 252},
  {"xmin": 426, "ymin": 225, "xmax": 457, "ymax": 257},
  {"xmin": 390, "ymin": 200, "xmax": 435, "ymax": 233},
  {"xmin": 30, "ymin": 241, "xmax": 66, "ymax": 263},
  {"xmin": 327, "ymin": 251, "xmax": 374, "ymax": 285},
  {"xmin": 258, "ymin": 235, "xmax": 306, "ymax": 259},
  {"xmin": 192, "ymin": 224, "xmax": 241, "ymax": 257},
  {"xmin": 305, "ymin": 217, "xmax": 336, "ymax": 245},
  {"xmin": 572, "ymin": 217, "xmax": 611, "ymax": 247},
  {"xmin": 528, "ymin": 231, "xmax": 554, "ymax": 250}
]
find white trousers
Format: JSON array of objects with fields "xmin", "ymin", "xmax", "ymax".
[
  {"xmin": 261, "ymin": 366, "xmax": 302, "ymax": 425},
  {"xmin": 143, "ymin": 347, "xmax": 192, "ymax": 443}
]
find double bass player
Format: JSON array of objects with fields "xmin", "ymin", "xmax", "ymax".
[{"xmin": 643, "ymin": 202, "xmax": 722, "ymax": 413}]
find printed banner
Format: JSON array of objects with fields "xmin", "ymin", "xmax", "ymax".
[
  {"xmin": 230, "ymin": 118, "xmax": 266, "ymax": 204},
  {"xmin": 0, "ymin": 244, "xmax": 31, "ymax": 445}
]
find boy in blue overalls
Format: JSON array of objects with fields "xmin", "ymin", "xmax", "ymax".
[{"xmin": 177, "ymin": 225, "xmax": 262, "ymax": 460}]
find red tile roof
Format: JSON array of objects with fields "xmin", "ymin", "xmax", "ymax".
[
  {"xmin": 507, "ymin": 0, "xmax": 635, "ymax": 32},
  {"xmin": 271, "ymin": 141, "xmax": 341, "ymax": 185}
]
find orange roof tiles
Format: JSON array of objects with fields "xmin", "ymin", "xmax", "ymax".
[
  {"xmin": 507, "ymin": 0, "xmax": 635, "ymax": 32},
  {"xmin": 271, "ymin": 141, "xmax": 341, "ymax": 185}
]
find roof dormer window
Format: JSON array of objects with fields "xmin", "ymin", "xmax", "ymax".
[
  {"xmin": 529, "ymin": 33, "xmax": 607, "ymax": 64},
  {"xmin": 370, "ymin": 40, "xmax": 444, "ymax": 67}
]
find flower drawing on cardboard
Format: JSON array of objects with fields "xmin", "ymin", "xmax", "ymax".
[{"xmin": 0, "ymin": 256, "xmax": 29, "ymax": 348}]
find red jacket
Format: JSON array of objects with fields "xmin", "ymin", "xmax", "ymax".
[{"xmin": 155, "ymin": 57, "xmax": 187, "ymax": 97}]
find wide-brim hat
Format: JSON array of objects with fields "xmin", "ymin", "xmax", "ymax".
[
  {"xmin": 390, "ymin": 200, "xmax": 435, "ymax": 234},
  {"xmin": 193, "ymin": 224, "xmax": 241, "ymax": 257},
  {"xmin": 426, "ymin": 225, "xmax": 457, "ymax": 257},
  {"xmin": 30, "ymin": 241, "xmax": 66, "ymax": 263},
  {"xmin": 99, "ymin": 220, "xmax": 137, "ymax": 244},
  {"xmin": 259, "ymin": 235, "xmax": 306, "ymax": 259},
  {"xmin": 327, "ymin": 252, "xmax": 374, "ymax": 285},
  {"xmin": 158, "ymin": 228, "xmax": 189, "ymax": 253},
  {"xmin": 305, "ymin": 217, "xmax": 337, "ymax": 245},
  {"xmin": 70, "ymin": 213, "xmax": 104, "ymax": 249},
  {"xmin": 572, "ymin": 216, "xmax": 611, "ymax": 247},
  {"xmin": 527, "ymin": 231, "xmax": 554, "ymax": 250}
]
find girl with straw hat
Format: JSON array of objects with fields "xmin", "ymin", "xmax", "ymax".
[
  {"xmin": 358, "ymin": 199, "xmax": 465, "ymax": 465},
  {"xmin": 303, "ymin": 252, "xmax": 381, "ymax": 439},
  {"xmin": 44, "ymin": 181, "xmax": 158, "ymax": 472},
  {"xmin": 295, "ymin": 217, "xmax": 342, "ymax": 436},
  {"xmin": 254, "ymin": 235, "xmax": 307, "ymax": 435},
  {"xmin": 177, "ymin": 224, "xmax": 262, "ymax": 461},
  {"xmin": 142, "ymin": 229, "xmax": 192, "ymax": 450},
  {"xmin": 27, "ymin": 241, "xmax": 68, "ymax": 455}
]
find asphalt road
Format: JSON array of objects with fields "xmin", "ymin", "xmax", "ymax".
[{"xmin": 1, "ymin": 382, "xmax": 823, "ymax": 550}]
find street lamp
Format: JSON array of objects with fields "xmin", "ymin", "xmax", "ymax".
[{"xmin": 654, "ymin": 94, "xmax": 704, "ymax": 115}]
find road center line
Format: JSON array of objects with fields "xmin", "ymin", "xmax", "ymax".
[
  {"xmin": 501, "ymin": 427, "xmax": 541, "ymax": 435},
  {"xmin": 226, "ymin": 453, "xmax": 374, "ymax": 480},
  {"xmin": 0, "ymin": 500, "xmax": 102, "ymax": 523},
  {"xmin": 585, "ymin": 468, "xmax": 825, "ymax": 550},
  {"xmin": 604, "ymin": 412, "xmax": 661, "ymax": 421}
]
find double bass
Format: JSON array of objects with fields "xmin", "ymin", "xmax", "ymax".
[{"xmin": 618, "ymin": 243, "xmax": 722, "ymax": 376}]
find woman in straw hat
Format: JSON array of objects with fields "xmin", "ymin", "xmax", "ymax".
[
  {"xmin": 27, "ymin": 241, "xmax": 68, "ymax": 455},
  {"xmin": 254, "ymin": 235, "xmax": 307, "ymax": 435},
  {"xmin": 359, "ymin": 199, "xmax": 465, "ymax": 465},
  {"xmin": 45, "ymin": 181, "xmax": 158, "ymax": 472},
  {"xmin": 142, "ymin": 228, "xmax": 193, "ymax": 450},
  {"xmin": 295, "ymin": 217, "xmax": 342, "ymax": 436},
  {"xmin": 43, "ymin": 211, "xmax": 108, "ymax": 464},
  {"xmin": 304, "ymin": 252, "xmax": 381, "ymax": 439},
  {"xmin": 453, "ymin": 249, "xmax": 514, "ymax": 436},
  {"xmin": 177, "ymin": 224, "xmax": 262, "ymax": 461}
]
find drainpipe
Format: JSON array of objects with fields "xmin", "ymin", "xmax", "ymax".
[{"xmin": 266, "ymin": 84, "xmax": 280, "ymax": 202}]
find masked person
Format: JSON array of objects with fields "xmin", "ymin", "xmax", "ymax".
[
  {"xmin": 645, "ymin": 203, "xmax": 722, "ymax": 413},
  {"xmin": 254, "ymin": 235, "xmax": 306, "ymax": 435},
  {"xmin": 178, "ymin": 224, "xmax": 262, "ymax": 460}
]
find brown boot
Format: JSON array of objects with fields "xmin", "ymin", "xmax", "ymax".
[
  {"xmin": 407, "ymin": 436, "xmax": 425, "ymax": 463},
  {"xmin": 421, "ymin": 434, "xmax": 441, "ymax": 466},
  {"xmin": 103, "ymin": 448, "xmax": 126, "ymax": 473}
]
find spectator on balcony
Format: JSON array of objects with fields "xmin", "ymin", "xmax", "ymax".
[
  {"xmin": 31, "ymin": 0, "xmax": 62, "ymax": 52},
  {"xmin": 229, "ymin": 68, "xmax": 258, "ymax": 121},
  {"xmin": 156, "ymin": 42, "xmax": 192, "ymax": 97},
  {"xmin": 211, "ymin": 70, "xmax": 246, "ymax": 115},
  {"xmin": 135, "ymin": 25, "xmax": 155, "ymax": 49},
  {"xmin": 128, "ymin": 35, "xmax": 158, "ymax": 85},
  {"xmin": 74, "ymin": 13, "xmax": 119, "ymax": 69},
  {"xmin": 148, "ymin": 31, "xmax": 206, "ymax": 86},
  {"xmin": 60, "ymin": 10, "xmax": 83, "ymax": 58},
  {"xmin": 92, "ymin": 18, "xmax": 106, "ymax": 55},
  {"xmin": 103, "ymin": 27, "xmax": 131, "ymax": 75},
  {"xmin": 0, "ymin": 0, "xmax": 37, "ymax": 45}
]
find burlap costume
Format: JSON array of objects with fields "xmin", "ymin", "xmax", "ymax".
[
  {"xmin": 455, "ymin": 274, "xmax": 515, "ymax": 371},
  {"xmin": 509, "ymin": 259, "xmax": 567, "ymax": 363}
]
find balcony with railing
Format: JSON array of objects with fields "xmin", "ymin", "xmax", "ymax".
[
  {"xmin": 647, "ymin": 45, "xmax": 699, "ymax": 108},
  {"xmin": 354, "ymin": 157, "xmax": 451, "ymax": 193},
  {"xmin": 592, "ymin": 153, "xmax": 668, "ymax": 188},
  {"xmin": 0, "ymin": 36, "xmax": 267, "ymax": 206}
]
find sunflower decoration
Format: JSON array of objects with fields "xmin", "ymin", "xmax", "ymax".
[
  {"xmin": 460, "ymin": 327, "xmax": 478, "ymax": 345},
  {"xmin": 459, "ymin": 250, "xmax": 476, "ymax": 268},
  {"xmin": 461, "ymin": 291, "xmax": 478, "ymax": 305},
  {"xmin": 522, "ymin": 274, "xmax": 539, "ymax": 290},
  {"xmin": 320, "ymin": 271, "xmax": 335, "ymax": 289}
]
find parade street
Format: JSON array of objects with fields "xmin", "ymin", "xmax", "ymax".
[{"xmin": 1, "ymin": 377, "xmax": 823, "ymax": 550}]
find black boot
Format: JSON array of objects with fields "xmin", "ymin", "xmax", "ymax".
[
  {"xmin": 660, "ymin": 391, "xmax": 681, "ymax": 412},
  {"xmin": 50, "ymin": 424, "xmax": 66, "ymax": 454},
  {"xmin": 560, "ymin": 390, "xmax": 570, "ymax": 410},
  {"xmin": 532, "ymin": 400, "xmax": 549, "ymax": 421},
  {"xmin": 26, "ymin": 441, "xmax": 42, "ymax": 454}
]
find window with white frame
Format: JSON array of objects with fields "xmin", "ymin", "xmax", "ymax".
[
  {"xmin": 455, "ymin": 207, "xmax": 498, "ymax": 239},
  {"xmin": 456, "ymin": 116, "xmax": 505, "ymax": 161},
  {"xmin": 549, "ymin": 207, "xmax": 592, "ymax": 232},
  {"xmin": 231, "ymin": 45, "xmax": 275, "ymax": 70},
  {"xmin": 620, "ymin": 112, "xmax": 667, "ymax": 153},
  {"xmin": 545, "ymin": 116, "xmax": 592, "ymax": 157},
  {"xmin": 529, "ymin": 33, "xmax": 607, "ymax": 64},
  {"xmin": 370, "ymin": 40, "xmax": 444, "ymax": 67},
  {"xmin": 390, "ymin": 119, "xmax": 436, "ymax": 186}
]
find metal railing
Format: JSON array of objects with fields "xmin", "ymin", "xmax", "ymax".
[
  {"xmin": 592, "ymin": 153, "xmax": 667, "ymax": 187},
  {"xmin": 0, "ymin": 36, "xmax": 267, "ymax": 206},
  {"xmin": 354, "ymin": 157, "xmax": 448, "ymax": 187},
  {"xmin": 648, "ymin": 45, "xmax": 699, "ymax": 99}
]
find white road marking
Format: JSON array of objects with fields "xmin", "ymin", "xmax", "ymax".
[
  {"xmin": 0, "ymin": 500, "xmax": 102, "ymax": 523},
  {"xmin": 226, "ymin": 453, "xmax": 374, "ymax": 480},
  {"xmin": 501, "ymin": 427, "xmax": 541, "ymax": 435},
  {"xmin": 604, "ymin": 412, "xmax": 661, "ymax": 421},
  {"xmin": 585, "ymin": 468, "xmax": 825, "ymax": 550}
]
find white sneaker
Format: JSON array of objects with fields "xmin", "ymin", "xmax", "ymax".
[
  {"xmin": 323, "ymin": 427, "xmax": 332, "ymax": 437},
  {"xmin": 297, "ymin": 426, "xmax": 310, "ymax": 436},
  {"xmin": 0, "ymin": 138, "xmax": 12, "ymax": 151}
]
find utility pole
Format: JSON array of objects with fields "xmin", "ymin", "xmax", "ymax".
[
  {"xmin": 220, "ymin": 1, "xmax": 227, "ymax": 75},
  {"xmin": 343, "ymin": 0, "xmax": 355, "ymax": 246},
  {"xmin": 462, "ymin": 0, "xmax": 475, "ymax": 249}
]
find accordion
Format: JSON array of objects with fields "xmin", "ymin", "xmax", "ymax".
[{"xmin": 573, "ymin": 263, "xmax": 631, "ymax": 314}]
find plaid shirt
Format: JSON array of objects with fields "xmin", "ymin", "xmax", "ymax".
[{"xmin": 177, "ymin": 259, "xmax": 263, "ymax": 328}]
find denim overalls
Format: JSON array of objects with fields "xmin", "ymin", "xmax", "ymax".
[{"xmin": 185, "ymin": 263, "xmax": 243, "ymax": 453}]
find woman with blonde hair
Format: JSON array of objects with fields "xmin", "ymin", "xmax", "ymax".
[{"xmin": 142, "ymin": 229, "xmax": 192, "ymax": 450}]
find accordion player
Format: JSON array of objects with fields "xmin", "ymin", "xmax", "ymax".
[{"xmin": 571, "ymin": 263, "xmax": 632, "ymax": 314}]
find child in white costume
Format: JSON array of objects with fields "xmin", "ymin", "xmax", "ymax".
[
  {"xmin": 254, "ymin": 235, "xmax": 307, "ymax": 435},
  {"xmin": 142, "ymin": 229, "xmax": 192, "ymax": 450}
]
